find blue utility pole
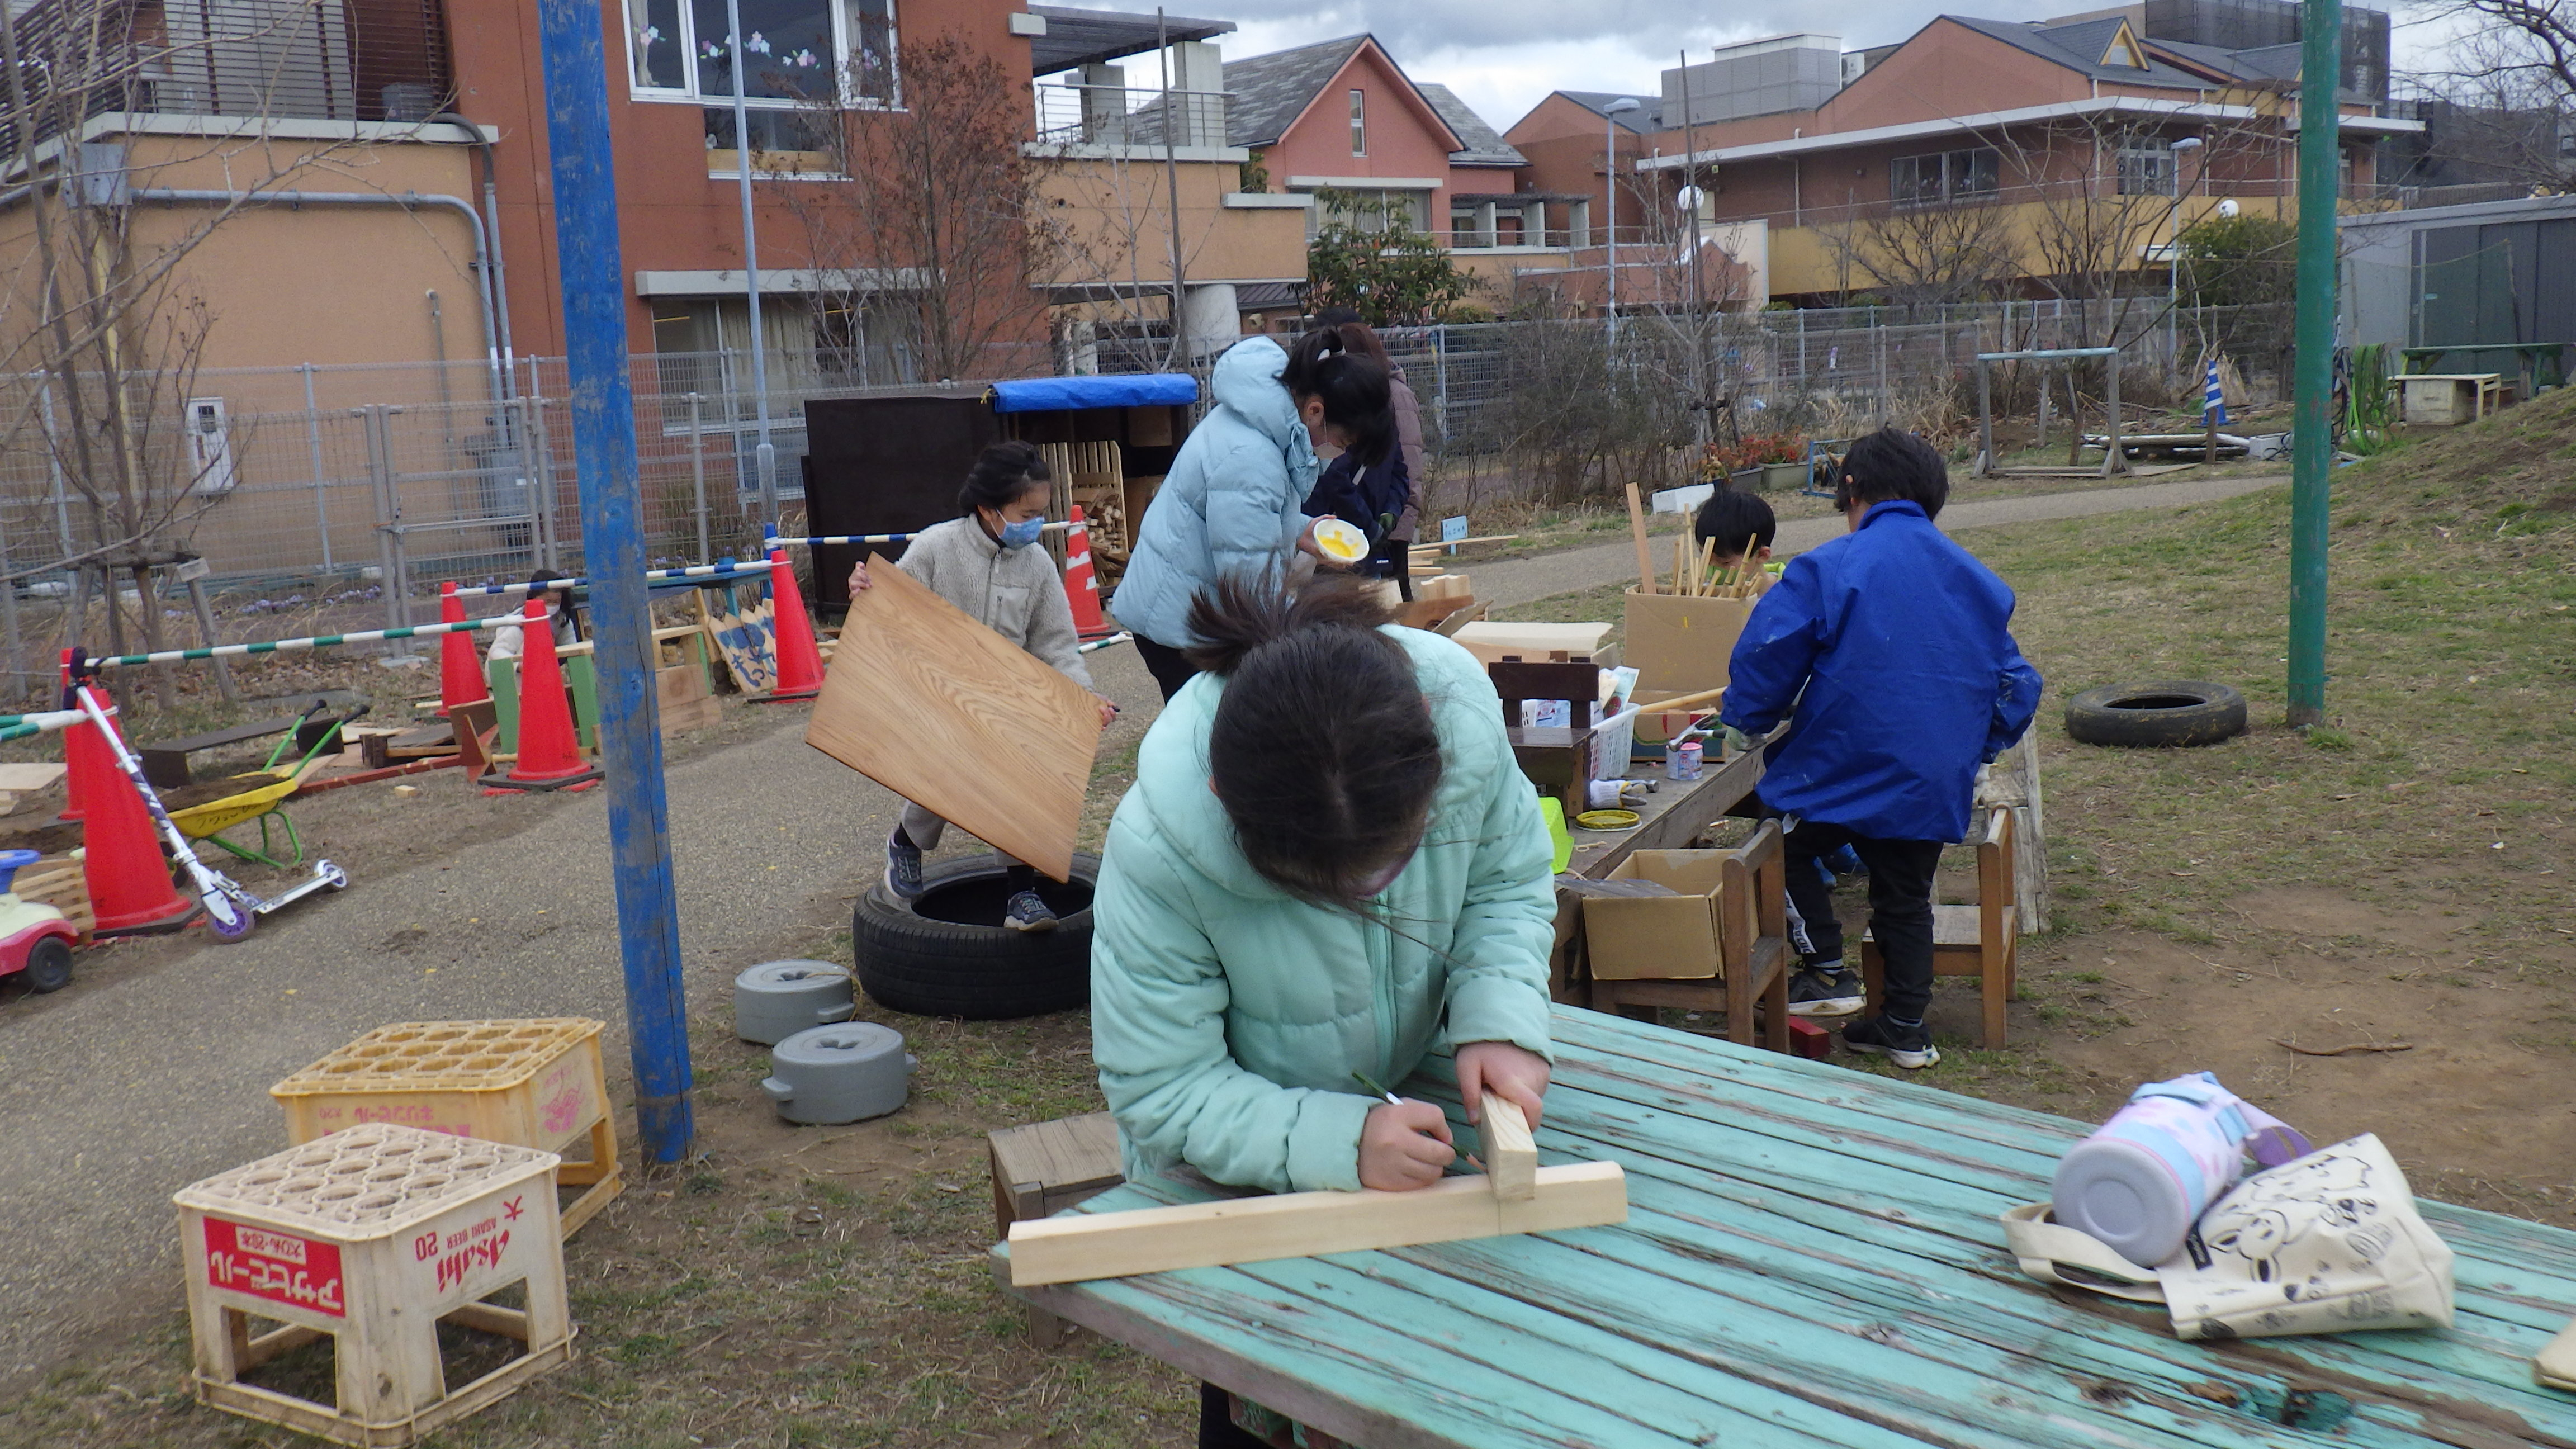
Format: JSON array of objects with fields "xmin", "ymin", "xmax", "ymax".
[{"xmin": 533, "ymin": 0, "xmax": 695, "ymax": 1159}]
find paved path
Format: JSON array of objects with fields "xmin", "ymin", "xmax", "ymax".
[{"xmin": 1471, "ymin": 472, "xmax": 2288, "ymax": 608}]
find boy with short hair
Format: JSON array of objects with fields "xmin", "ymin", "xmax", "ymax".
[
  {"xmin": 1718, "ymin": 428, "xmax": 2041, "ymax": 1068},
  {"xmin": 1692, "ymin": 486, "xmax": 1778, "ymax": 585}
]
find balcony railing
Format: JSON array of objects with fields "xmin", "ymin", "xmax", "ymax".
[
  {"xmin": 0, "ymin": 0, "xmax": 454, "ymax": 155},
  {"xmin": 1033, "ymin": 79, "xmax": 1227, "ymax": 150}
]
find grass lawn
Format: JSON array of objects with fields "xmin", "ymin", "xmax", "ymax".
[{"xmin": 6, "ymin": 395, "xmax": 2571, "ymax": 1447}]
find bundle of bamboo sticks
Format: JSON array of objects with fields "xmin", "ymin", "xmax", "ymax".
[{"xmin": 1670, "ymin": 533, "xmax": 1764, "ymax": 598}]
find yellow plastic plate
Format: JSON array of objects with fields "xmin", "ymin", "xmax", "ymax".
[{"xmin": 1574, "ymin": 809, "xmax": 1639, "ymax": 831}]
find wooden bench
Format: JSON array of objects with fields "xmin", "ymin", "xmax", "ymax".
[
  {"xmin": 987, "ymin": 1112, "xmax": 1123, "ymax": 1346},
  {"xmin": 139, "ymin": 709, "xmax": 362, "ymax": 789}
]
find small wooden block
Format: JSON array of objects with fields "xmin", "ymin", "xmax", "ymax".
[
  {"xmin": 1005, "ymin": 1161, "xmax": 1627, "ymax": 1287},
  {"xmin": 2539, "ymin": 1314, "xmax": 2576, "ymax": 1391},
  {"xmin": 1481, "ymin": 1100, "xmax": 1537, "ymax": 1202},
  {"xmin": 1787, "ymin": 1018, "xmax": 1833, "ymax": 1059},
  {"xmin": 0, "ymin": 763, "xmax": 67, "ymax": 793}
]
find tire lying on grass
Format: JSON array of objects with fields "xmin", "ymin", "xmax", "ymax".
[
  {"xmin": 2064, "ymin": 681, "xmax": 2249, "ymax": 749},
  {"xmin": 851, "ymin": 852, "xmax": 1098, "ymax": 1020}
]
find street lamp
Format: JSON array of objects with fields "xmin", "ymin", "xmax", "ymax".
[
  {"xmin": 2166, "ymin": 135, "xmax": 2206, "ymax": 371},
  {"xmin": 1604, "ymin": 97, "xmax": 1641, "ymax": 341}
]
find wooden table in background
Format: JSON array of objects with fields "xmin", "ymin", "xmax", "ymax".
[
  {"xmin": 1567, "ymin": 742, "xmax": 1766, "ymax": 880},
  {"xmin": 1001, "ymin": 1007, "xmax": 2576, "ymax": 1449}
]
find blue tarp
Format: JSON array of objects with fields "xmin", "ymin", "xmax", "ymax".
[{"xmin": 988, "ymin": 374, "xmax": 1199, "ymax": 413}]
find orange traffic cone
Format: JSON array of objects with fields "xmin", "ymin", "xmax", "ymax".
[
  {"xmin": 436, "ymin": 581, "xmax": 490, "ymax": 718},
  {"xmin": 73, "ymin": 690, "xmax": 194, "ymax": 934},
  {"xmin": 1063, "ymin": 505, "xmax": 1112, "ymax": 638},
  {"xmin": 755, "ymin": 547, "xmax": 823, "ymax": 702},
  {"xmin": 480, "ymin": 598, "xmax": 601, "ymax": 794}
]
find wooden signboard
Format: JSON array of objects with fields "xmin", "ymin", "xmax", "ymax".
[{"xmin": 804, "ymin": 555, "xmax": 1102, "ymax": 881}]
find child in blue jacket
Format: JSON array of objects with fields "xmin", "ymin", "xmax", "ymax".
[{"xmin": 1719, "ymin": 428, "xmax": 2042, "ymax": 1068}]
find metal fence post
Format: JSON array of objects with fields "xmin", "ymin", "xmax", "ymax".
[
  {"xmin": 302, "ymin": 363, "xmax": 334, "ymax": 571},
  {"xmin": 533, "ymin": 0, "xmax": 694, "ymax": 1164},
  {"xmin": 525, "ymin": 389, "xmax": 562, "ymax": 572},
  {"xmin": 366, "ymin": 406, "xmax": 404, "ymax": 636},
  {"xmin": 688, "ymin": 391, "xmax": 709, "ymax": 565}
]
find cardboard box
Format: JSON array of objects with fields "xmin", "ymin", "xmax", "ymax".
[
  {"xmin": 1622, "ymin": 589, "xmax": 1755, "ymax": 701},
  {"xmin": 1583, "ymin": 850, "xmax": 1732, "ymax": 981}
]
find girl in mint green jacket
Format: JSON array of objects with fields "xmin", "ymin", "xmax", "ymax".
[{"xmin": 1091, "ymin": 577, "xmax": 1559, "ymax": 1196}]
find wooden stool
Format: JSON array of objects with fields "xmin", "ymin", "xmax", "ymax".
[
  {"xmin": 1590, "ymin": 820, "xmax": 1793, "ymax": 1053},
  {"xmin": 1862, "ymin": 807, "xmax": 2019, "ymax": 1048},
  {"xmin": 175, "ymin": 1124, "xmax": 574, "ymax": 1447},
  {"xmin": 989, "ymin": 1112, "xmax": 1123, "ymax": 1346},
  {"xmin": 271, "ymin": 1019, "xmax": 623, "ymax": 1234}
]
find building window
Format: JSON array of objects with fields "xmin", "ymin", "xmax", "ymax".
[
  {"xmin": 1891, "ymin": 146, "xmax": 2000, "ymax": 206},
  {"xmin": 1308, "ymin": 187, "xmax": 1424, "ymax": 238},
  {"xmin": 624, "ymin": 0, "xmax": 896, "ymax": 108},
  {"xmin": 2117, "ymin": 142, "xmax": 2176, "ymax": 196},
  {"xmin": 1349, "ymin": 88, "xmax": 1365, "ymax": 156}
]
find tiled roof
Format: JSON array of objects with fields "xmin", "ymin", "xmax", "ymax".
[
  {"xmin": 1417, "ymin": 82, "xmax": 1525, "ymax": 165},
  {"xmin": 1556, "ymin": 90, "xmax": 1667, "ymax": 134},
  {"xmin": 1943, "ymin": 14, "xmax": 2212, "ymax": 86},
  {"xmin": 1221, "ymin": 35, "xmax": 1371, "ymax": 148}
]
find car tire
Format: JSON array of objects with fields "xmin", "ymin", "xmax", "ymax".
[
  {"xmin": 22, "ymin": 936, "xmax": 72, "ymax": 993},
  {"xmin": 2064, "ymin": 681, "xmax": 2249, "ymax": 748},
  {"xmin": 851, "ymin": 853, "xmax": 1098, "ymax": 1020}
]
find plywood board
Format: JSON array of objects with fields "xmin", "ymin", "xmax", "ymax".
[
  {"xmin": 806, "ymin": 554, "xmax": 1102, "ymax": 881},
  {"xmin": 0, "ymin": 763, "xmax": 67, "ymax": 793},
  {"xmin": 1005, "ymin": 1161, "xmax": 1626, "ymax": 1286}
]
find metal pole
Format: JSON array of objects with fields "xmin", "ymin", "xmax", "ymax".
[
  {"xmin": 367, "ymin": 408, "xmax": 402, "ymax": 635},
  {"xmin": 688, "ymin": 392, "xmax": 710, "ymax": 565},
  {"xmin": 1606, "ymin": 106, "xmax": 1618, "ymax": 344},
  {"xmin": 2287, "ymin": 0, "xmax": 2340, "ymax": 727},
  {"xmin": 1157, "ymin": 10, "xmax": 1187, "ymax": 371},
  {"xmin": 302, "ymin": 363, "xmax": 334, "ymax": 571},
  {"xmin": 533, "ymin": 0, "xmax": 694, "ymax": 1162},
  {"xmin": 723, "ymin": 0, "xmax": 776, "ymax": 529}
]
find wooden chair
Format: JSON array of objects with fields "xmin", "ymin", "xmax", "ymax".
[
  {"xmin": 1589, "ymin": 820, "xmax": 1793, "ymax": 1053},
  {"xmin": 1860, "ymin": 807, "xmax": 2018, "ymax": 1048}
]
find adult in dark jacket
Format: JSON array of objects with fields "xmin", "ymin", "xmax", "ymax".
[
  {"xmin": 1315, "ymin": 311, "xmax": 1426, "ymax": 595},
  {"xmin": 1719, "ymin": 428, "xmax": 2043, "ymax": 1069}
]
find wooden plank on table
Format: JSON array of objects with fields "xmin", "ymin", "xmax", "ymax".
[
  {"xmin": 1006, "ymin": 1162, "xmax": 1625, "ymax": 1287},
  {"xmin": 806, "ymin": 555, "xmax": 1101, "ymax": 882},
  {"xmin": 1480, "ymin": 1099, "xmax": 1536, "ymax": 1202}
]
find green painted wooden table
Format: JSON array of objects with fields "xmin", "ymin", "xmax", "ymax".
[{"xmin": 1000, "ymin": 1007, "xmax": 2576, "ymax": 1448}]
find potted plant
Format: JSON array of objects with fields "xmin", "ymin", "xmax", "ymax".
[{"xmin": 1744, "ymin": 434, "xmax": 1810, "ymax": 491}]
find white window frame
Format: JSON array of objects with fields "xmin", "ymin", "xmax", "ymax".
[
  {"xmin": 1349, "ymin": 88, "xmax": 1365, "ymax": 157},
  {"xmin": 2117, "ymin": 141, "xmax": 2176, "ymax": 197},
  {"xmin": 619, "ymin": 0, "xmax": 900, "ymax": 111}
]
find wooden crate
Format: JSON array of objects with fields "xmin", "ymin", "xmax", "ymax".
[
  {"xmin": 16, "ymin": 849, "xmax": 93, "ymax": 940},
  {"xmin": 270, "ymin": 1020, "xmax": 622, "ymax": 1234},
  {"xmin": 174, "ymin": 1125, "xmax": 572, "ymax": 1447}
]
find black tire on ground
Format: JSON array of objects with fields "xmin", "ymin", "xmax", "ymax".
[
  {"xmin": 2064, "ymin": 680, "xmax": 2249, "ymax": 748},
  {"xmin": 851, "ymin": 853, "xmax": 1098, "ymax": 1020},
  {"xmin": 21, "ymin": 936, "xmax": 72, "ymax": 993}
]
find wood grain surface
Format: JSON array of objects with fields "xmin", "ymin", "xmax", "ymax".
[{"xmin": 804, "ymin": 554, "xmax": 1101, "ymax": 880}]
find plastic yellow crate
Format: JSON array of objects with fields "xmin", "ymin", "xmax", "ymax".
[
  {"xmin": 176, "ymin": 1125, "xmax": 572, "ymax": 1447},
  {"xmin": 271, "ymin": 1019, "xmax": 620, "ymax": 1233}
]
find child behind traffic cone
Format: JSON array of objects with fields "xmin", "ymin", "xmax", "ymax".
[{"xmin": 481, "ymin": 598, "xmax": 601, "ymax": 794}]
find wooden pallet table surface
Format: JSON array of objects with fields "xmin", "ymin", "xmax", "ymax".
[{"xmin": 1001, "ymin": 1007, "xmax": 2576, "ymax": 1449}]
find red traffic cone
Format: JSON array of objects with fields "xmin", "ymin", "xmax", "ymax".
[
  {"xmin": 436, "ymin": 581, "xmax": 490, "ymax": 718},
  {"xmin": 1063, "ymin": 505, "xmax": 1112, "ymax": 638},
  {"xmin": 73, "ymin": 695, "xmax": 194, "ymax": 934},
  {"xmin": 480, "ymin": 599, "xmax": 600, "ymax": 794},
  {"xmin": 755, "ymin": 547, "xmax": 823, "ymax": 702}
]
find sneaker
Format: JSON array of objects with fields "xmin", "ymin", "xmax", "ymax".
[
  {"xmin": 1843, "ymin": 1016, "xmax": 1940, "ymax": 1070},
  {"xmin": 1787, "ymin": 967, "xmax": 1865, "ymax": 1017},
  {"xmin": 1004, "ymin": 889, "xmax": 1059, "ymax": 933},
  {"xmin": 884, "ymin": 829, "xmax": 924, "ymax": 901}
]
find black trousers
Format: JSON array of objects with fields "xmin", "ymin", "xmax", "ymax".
[
  {"xmin": 1782, "ymin": 821, "xmax": 1944, "ymax": 1024},
  {"xmin": 1135, "ymin": 636, "xmax": 1199, "ymax": 703}
]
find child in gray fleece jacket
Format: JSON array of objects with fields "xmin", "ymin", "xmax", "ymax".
[{"xmin": 847, "ymin": 442, "xmax": 1117, "ymax": 932}]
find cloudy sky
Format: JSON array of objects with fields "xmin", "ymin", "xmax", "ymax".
[{"xmin": 1062, "ymin": 0, "xmax": 2451, "ymax": 134}]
